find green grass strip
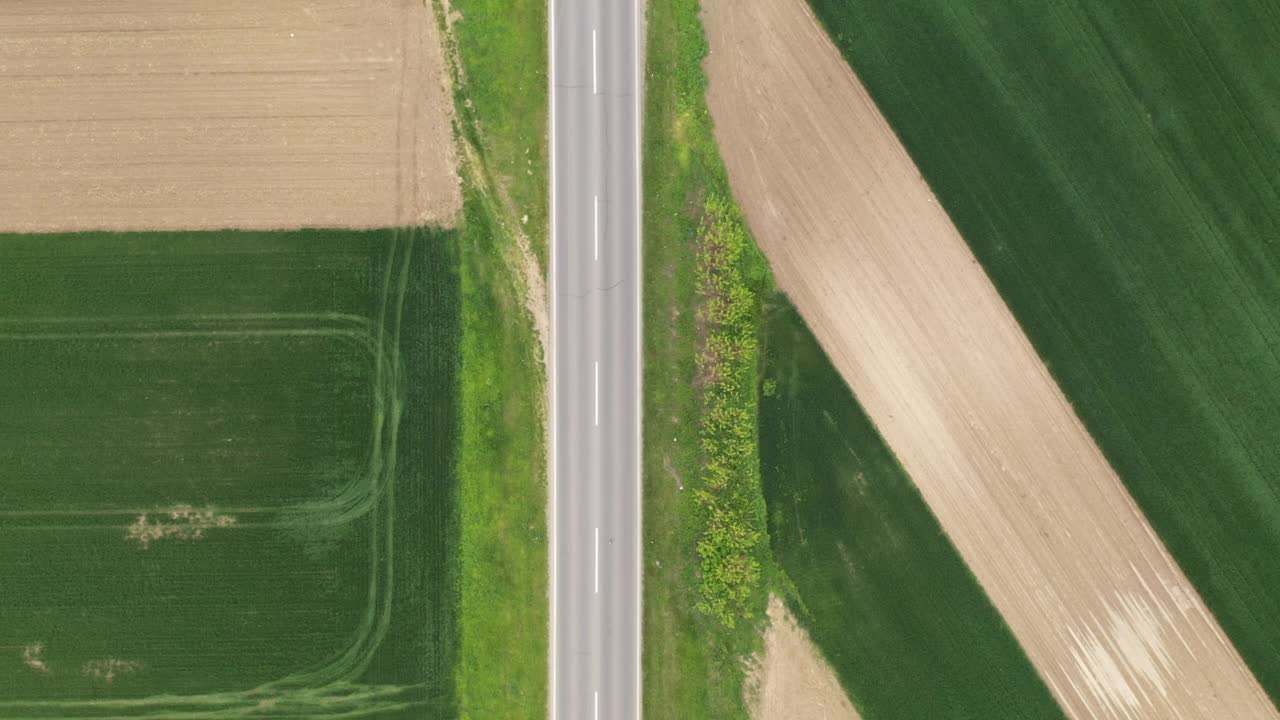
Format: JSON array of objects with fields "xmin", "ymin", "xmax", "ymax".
[
  {"xmin": 441, "ymin": 0, "xmax": 550, "ymax": 716},
  {"xmin": 454, "ymin": 190, "xmax": 548, "ymax": 720},
  {"xmin": 449, "ymin": 0, "xmax": 550, "ymax": 269}
]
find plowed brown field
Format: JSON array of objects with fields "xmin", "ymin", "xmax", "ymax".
[
  {"xmin": 747, "ymin": 597, "xmax": 860, "ymax": 720},
  {"xmin": 0, "ymin": 0, "xmax": 459, "ymax": 231},
  {"xmin": 702, "ymin": 1, "xmax": 1278, "ymax": 718}
]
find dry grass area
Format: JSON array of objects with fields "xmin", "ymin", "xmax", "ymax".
[
  {"xmin": 0, "ymin": 0, "xmax": 459, "ymax": 231},
  {"xmin": 746, "ymin": 597, "xmax": 860, "ymax": 720},
  {"xmin": 702, "ymin": 1, "xmax": 1278, "ymax": 718}
]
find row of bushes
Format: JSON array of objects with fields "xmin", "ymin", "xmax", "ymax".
[{"xmin": 692, "ymin": 194, "xmax": 771, "ymax": 628}]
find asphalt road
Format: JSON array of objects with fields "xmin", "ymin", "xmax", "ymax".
[{"xmin": 549, "ymin": 0, "xmax": 643, "ymax": 718}]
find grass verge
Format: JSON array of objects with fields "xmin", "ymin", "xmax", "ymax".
[
  {"xmin": 448, "ymin": 0, "xmax": 549, "ymax": 268},
  {"xmin": 805, "ymin": 0, "xmax": 1280, "ymax": 698},
  {"xmin": 642, "ymin": 1, "xmax": 771, "ymax": 717},
  {"xmin": 454, "ymin": 190, "xmax": 547, "ymax": 718},
  {"xmin": 439, "ymin": 0, "xmax": 549, "ymax": 716}
]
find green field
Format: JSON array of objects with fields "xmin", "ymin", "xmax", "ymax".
[
  {"xmin": 760, "ymin": 299, "xmax": 1063, "ymax": 720},
  {"xmin": 805, "ymin": 0, "xmax": 1280, "ymax": 700},
  {"xmin": 0, "ymin": 232, "xmax": 459, "ymax": 718}
]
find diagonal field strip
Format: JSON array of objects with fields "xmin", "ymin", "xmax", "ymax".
[{"xmin": 701, "ymin": 0, "xmax": 1279, "ymax": 718}]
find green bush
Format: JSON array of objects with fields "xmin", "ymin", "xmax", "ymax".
[{"xmin": 691, "ymin": 195, "xmax": 770, "ymax": 628}]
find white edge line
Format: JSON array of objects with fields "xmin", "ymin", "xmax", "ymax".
[
  {"xmin": 595, "ymin": 690, "xmax": 600, "ymax": 720},
  {"xmin": 547, "ymin": 0, "xmax": 558, "ymax": 715},
  {"xmin": 634, "ymin": 0, "xmax": 645, "ymax": 718}
]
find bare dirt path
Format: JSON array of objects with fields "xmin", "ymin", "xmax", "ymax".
[
  {"xmin": 747, "ymin": 597, "xmax": 860, "ymax": 720},
  {"xmin": 0, "ymin": 0, "xmax": 459, "ymax": 231},
  {"xmin": 702, "ymin": 1, "xmax": 1279, "ymax": 718}
]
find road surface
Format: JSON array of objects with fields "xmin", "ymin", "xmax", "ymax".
[{"xmin": 549, "ymin": 0, "xmax": 643, "ymax": 718}]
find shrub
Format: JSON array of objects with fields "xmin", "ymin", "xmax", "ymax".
[{"xmin": 691, "ymin": 195, "xmax": 770, "ymax": 628}]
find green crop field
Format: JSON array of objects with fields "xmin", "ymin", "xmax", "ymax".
[
  {"xmin": 805, "ymin": 0, "xmax": 1280, "ymax": 701},
  {"xmin": 0, "ymin": 230, "xmax": 460, "ymax": 718},
  {"xmin": 760, "ymin": 299, "xmax": 1063, "ymax": 720}
]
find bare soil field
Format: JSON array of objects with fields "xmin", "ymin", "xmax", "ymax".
[
  {"xmin": 746, "ymin": 597, "xmax": 860, "ymax": 720},
  {"xmin": 0, "ymin": 0, "xmax": 459, "ymax": 231},
  {"xmin": 702, "ymin": 1, "xmax": 1279, "ymax": 718}
]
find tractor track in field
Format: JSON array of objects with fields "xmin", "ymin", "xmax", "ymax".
[{"xmin": 0, "ymin": 235, "xmax": 433, "ymax": 719}]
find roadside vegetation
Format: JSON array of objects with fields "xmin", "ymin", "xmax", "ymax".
[
  {"xmin": 437, "ymin": 0, "xmax": 549, "ymax": 716},
  {"xmin": 453, "ymin": 190, "xmax": 546, "ymax": 719},
  {"xmin": 805, "ymin": 0, "xmax": 1280, "ymax": 700},
  {"xmin": 642, "ymin": 0, "xmax": 771, "ymax": 716},
  {"xmin": 692, "ymin": 196, "xmax": 771, "ymax": 628},
  {"xmin": 759, "ymin": 299, "xmax": 1064, "ymax": 720},
  {"xmin": 448, "ymin": 0, "xmax": 550, "ymax": 267}
]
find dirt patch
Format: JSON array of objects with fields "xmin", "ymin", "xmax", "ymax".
[
  {"xmin": 437, "ymin": 0, "xmax": 547, "ymax": 366},
  {"xmin": 516, "ymin": 225, "xmax": 550, "ymax": 364},
  {"xmin": 82, "ymin": 658, "xmax": 141, "ymax": 685},
  {"xmin": 127, "ymin": 504, "xmax": 237, "ymax": 549},
  {"xmin": 0, "ymin": 0, "xmax": 460, "ymax": 231},
  {"xmin": 746, "ymin": 596, "xmax": 860, "ymax": 720},
  {"xmin": 21, "ymin": 643, "xmax": 49, "ymax": 674},
  {"xmin": 702, "ymin": 1, "xmax": 1278, "ymax": 718}
]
